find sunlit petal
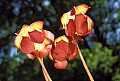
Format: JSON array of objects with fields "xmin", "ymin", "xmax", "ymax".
[
  {"xmin": 75, "ymin": 4, "xmax": 90, "ymax": 15},
  {"xmin": 14, "ymin": 35, "xmax": 22, "ymax": 49},
  {"xmin": 61, "ymin": 13, "xmax": 70, "ymax": 29},
  {"xmin": 29, "ymin": 21, "xmax": 44, "ymax": 31},
  {"xmin": 18, "ymin": 25, "xmax": 29, "ymax": 36},
  {"xmin": 43, "ymin": 38, "xmax": 52, "ymax": 45},
  {"xmin": 34, "ymin": 43, "xmax": 45, "ymax": 51}
]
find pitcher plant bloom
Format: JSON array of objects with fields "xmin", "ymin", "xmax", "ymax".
[
  {"xmin": 14, "ymin": 21, "xmax": 54, "ymax": 59},
  {"xmin": 60, "ymin": 4, "xmax": 94, "ymax": 42},
  {"xmin": 49, "ymin": 36, "xmax": 78, "ymax": 69},
  {"xmin": 14, "ymin": 4, "xmax": 94, "ymax": 81},
  {"xmin": 60, "ymin": 4, "xmax": 94, "ymax": 81}
]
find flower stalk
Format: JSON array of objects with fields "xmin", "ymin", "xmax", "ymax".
[
  {"xmin": 77, "ymin": 45, "xmax": 94, "ymax": 81},
  {"xmin": 38, "ymin": 58, "xmax": 52, "ymax": 81}
]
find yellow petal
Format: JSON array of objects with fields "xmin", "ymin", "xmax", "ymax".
[
  {"xmin": 43, "ymin": 38, "xmax": 51, "ymax": 45},
  {"xmin": 54, "ymin": 35, "xmax": 69, "ymax": 46},
  {"xmin": 14, "ymin": 35, "xmax": 22, "ymax": 49},
  {"xmin": 19, "ymin": 25, "xmax": 30, "ymax": 36},
  {"xmin": 75, "ymin": 4, "xmax": 90, "ymax": 15},
  {"xmin": 34, "ymin": 43, "xmax": 45, "ymax": 51},
  {"xmin": 48, "ymin": 52, "xmax": 54, "ymax": 61},
  {"xmin": 29, "ymin": 21, "xmax": 44, "ymax": 32},
  {"xmin": 34, "ymin": 37, "xmax": 52, "ymax": 51},
  {"xmin": 87, "ymin": 16, "xmax": 94, "ymax": 30},
  {"xmin": 61, "ymin": 13, "xmax": 70, "ymax": 29}
]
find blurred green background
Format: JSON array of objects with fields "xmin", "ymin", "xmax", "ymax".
[{"xmin": 0, "ymin": 0, "xmax": 120, "ymax": 81}]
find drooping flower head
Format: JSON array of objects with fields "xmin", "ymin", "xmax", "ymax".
[
  {"xmin": 49, "ymin": 36, "xmax": 78, "ymax": 69},
  {"xmin": 60, "ymin": 4, "xmax": 94, "ymax": 42},
  {"xmin": 14, "ymin": 21, "xmax": 54, "ymax": 59}
]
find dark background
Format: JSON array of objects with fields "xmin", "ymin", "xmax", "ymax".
[{"xmin": 0, "ymin": 0, "xmax": 120, "ymax": 81}]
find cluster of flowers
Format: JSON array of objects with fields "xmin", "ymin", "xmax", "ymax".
[{"xmin": 14, "ymin": 4, "xmax": 94, "ymax": 69}]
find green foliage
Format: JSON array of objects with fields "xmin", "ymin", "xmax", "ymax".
[
  {"xmin": 112, "ymin": 69, "xmax": 120, "ymax": 81},
  {"xmin": 7, "ymin": 59, "xmax": 20, "ymax": 81},
  {"xmin": 81, "ymin": 42, "xmax": 118, "ymax": 73}
]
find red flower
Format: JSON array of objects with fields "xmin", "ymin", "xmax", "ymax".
[
  {"xmin": 49, "ymin": 36, "xmax": 78, "ymax": 69},
  {"xmin": 60, "ymin": 4, "xmax": 94, "ymax": 42},
  {"xmin": 14, "ymin": 21, "xmax": 54, "ymax": 59}
]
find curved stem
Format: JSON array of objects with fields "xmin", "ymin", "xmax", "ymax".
[
  {"xmin": 38, "ymin": 58, "xmax": 52, "ymax": 81},
  {"xmin": 77, "ymin": 45, "xmax": 94, "ymax": 81},
  {"xmin": 41, "ymin": 59, "xmax": 49, "ymax": 81},
  {"xmin": 42, "ymin": 68, "xmax": 48, "ymax": 81}
]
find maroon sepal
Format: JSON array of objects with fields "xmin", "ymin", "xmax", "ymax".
[
  {"xmin": 28, "ymin": 30, "xmax": 44, "ymax": 43},
  {"xmin": 75, "ymin": 14, "xmax": 88, "ymax": 35},
  {"xmin": 20, "ymin": 37, "xmax": 35, "ymax": 54},
  {"xmin": 65, "ymin": 19, "xmax": 76, "ymax": 37}
]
